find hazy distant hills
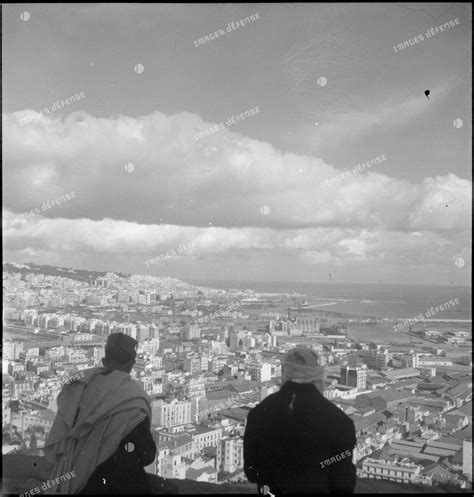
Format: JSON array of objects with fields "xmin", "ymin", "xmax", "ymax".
[{"xmin": 2, "ymin": 261, "xmax": 130, "ymax": 284}]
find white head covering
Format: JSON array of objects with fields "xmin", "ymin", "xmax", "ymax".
[{"xmin": 282, "ymin": 347, "xmax": 325, "ymax": 391}]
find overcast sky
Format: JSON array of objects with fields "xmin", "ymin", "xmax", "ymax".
[{"xmin": 2, "ymin": 3, "xmax": 472, "ymax": 285}]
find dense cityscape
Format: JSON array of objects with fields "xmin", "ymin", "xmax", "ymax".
[{"xmin": 2, "ymin": 262, "xmax": 472, "ymax": 490}]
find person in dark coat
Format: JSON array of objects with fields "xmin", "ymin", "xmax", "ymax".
[
  {"xmin": 78, "ymin": 333, "xmax": 157, "ymax": 494},
  {"xmin": 244, "ymin": 347, "xmax": 357, "ymax": 494}
]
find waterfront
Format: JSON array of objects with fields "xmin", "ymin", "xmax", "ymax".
[{"xmin": 185, "ymin": 280, "xmax": 471, "ymax": 321}]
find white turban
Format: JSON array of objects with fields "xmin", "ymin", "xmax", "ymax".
[{"xmin": 282, "ymin": 347, "xmax": 325, "ymax": 390}]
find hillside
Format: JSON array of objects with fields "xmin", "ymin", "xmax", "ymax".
[{"xmin": 3, "ymin": 261, "xmax": 130, "ymax": 284}]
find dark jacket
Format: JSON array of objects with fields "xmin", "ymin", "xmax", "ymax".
[
  {"xmin": 79, "ymin": 417, "xmax": 156, "ymax": 494},
  {"xmin": 244, "ymin": 381, "xmax": 357, "ymax": 494}
]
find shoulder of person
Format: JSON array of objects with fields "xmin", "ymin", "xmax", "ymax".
[
  {"xmin": 329, "ymin": 402, "xmax": 356, "ymax": 434},
  {"xmin": 117, "ymin": 373, "xmax": 150, "ymax": 399},
  {"xmin": 248, "ymin": 392, "xmax": 279, "ymax": 417},
  {"xmin": 124, "ymin": 416, "xmax": 151, "ymax": 438}
]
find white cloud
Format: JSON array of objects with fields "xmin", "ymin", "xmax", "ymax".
[
  {"xmin": 2, "ymin": 213, "xmax": 470, "ymax": 271},
  {"xmin": 2, "ymin": 108, "xmax": 471, "ymax": 277},
  {"xmin": 2, "ymin": 110, "xmax": 470, "ymax": 232}
]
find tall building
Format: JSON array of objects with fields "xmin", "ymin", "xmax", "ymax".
[
  {"xmin": 397, "ymin": 405, "xmax": 418, "ymax": 424},
  {"xmin": 340, "ymin": 365, "xmax": 367, "ymax": 391},
  {"xmin": 187, "ymin": 378, "xmax": 206, "ymax": 398},
  {"xmin": 182, "ymin": 324, "xmax": 201, "ymax": 341},
  {"xmin": 183, "ymin": 356, "xmax": 202, "ymax": 374},
  {"xmin": 38, "ymin": 314, "xmax": 51, "ymax": 329},
  {"xmin": 2, "ymin": 401, "xmax": 12, "ymax": 427},
  {"xmin": 149, "ymin": 324, "xmax": 160, "ymax": 341},
  {"xmin": 208, "ymin": 357, "xmax": 226, "ymax": 374},
  {"xmin": 247, "ymin": 362, "xmax": 272, "ymax": 382},
  {"xmin": 229, "ymin": 330, "xmax": 249, "ymax": 351},
  {"xmin": 463, "ymin": 439, "xmax": 472, "ymax": 481},
  {"xmin": 136, "ymin": 323, "xmax": 150, "ymax": 341},
  {"xmin": 216, "ymin": 436, "xmax": 244, "ymax": 474},
  {"xmin": 24, "ymin": 310, "xmax": 38, "ymax": 327},
  {"xmin": 3, "ymin": 341, "xmax": 24, "ymax": 361},
  {"xmin": 402, "ymin": 351, "xmax": 417, "ymax": 368},
  {"xmin": 152, "ymin": 399, "xmax": 192, "ymax": 427}
]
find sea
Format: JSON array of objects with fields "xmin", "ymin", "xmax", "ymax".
[
  {"xmin": 184, "ymin": 279, "xmax": 471, "ymax": 346},
  {"xmin": 185, "ymin": 280, "xmax": 471, "ymax": 321}
]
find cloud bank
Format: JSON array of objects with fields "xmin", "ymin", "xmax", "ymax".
[{"xmin": 2, "ymin": 110, "xmax": 471, "ymax": 276}]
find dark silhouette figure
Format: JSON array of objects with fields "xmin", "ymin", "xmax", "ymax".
[
  {"xmin": 80, "ymin": 416, "xmax": 156, "ymax": 494},
  {"xmin": 80, "ymin": 334, "xmax": 156, "ymax": 494},
  {"xmin": 244, "ymin": 347, "xmax": 357, "ymax": 494},
  {"xmin": 45, "ymin": 333, "xmax": 158, "ymax": 494}
]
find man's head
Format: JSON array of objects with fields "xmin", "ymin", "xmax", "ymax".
[
  {"xmin": 282, "ymin": 346, "xmax": 326, "ymax": 392},
  {"xmin": 102, "ymin": 332, "xmax": 138, "ymax": 373}
]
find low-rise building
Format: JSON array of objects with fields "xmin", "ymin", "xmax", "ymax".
[
  {"xmin": 190, "ymin": 425, "xmax": 222, "ymax": 455},
  {"xmin": 160, "ymin": 453, "xmax": 187, "ymax": 479},
  {"xmin": 361, "ymin": 457, "xmax": 426, "ymax": 484}
]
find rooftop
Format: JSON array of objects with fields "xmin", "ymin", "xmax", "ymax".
[
  {"xmin": 215, "ymin": 406, "xmax": 251, "ymax": 422},
  {"xmin": 383, "ymin": 368, "xmax": 420, "ymax": 380},
  {"xmin": 373, "ymin": 389, "xmax": 416, "ymax": 402}
]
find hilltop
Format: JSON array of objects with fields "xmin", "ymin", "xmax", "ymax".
[{"xmin": 2, "ymin": 261, "xmax": 130, "ymax": 284}]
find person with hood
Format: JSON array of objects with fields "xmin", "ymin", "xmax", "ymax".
[
  {"xmin": 44, "ymin": 333, "xmax": 157, "ymax": 494},
  {"xmin": 244, "ymin": 346, "xmax": 357, "ymax": 494}
]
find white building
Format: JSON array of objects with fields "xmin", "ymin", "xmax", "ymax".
[
  {"xmin": 191, "ymin": 425, "xmax": 222, "ymax": 456},
  {"xmin": 246, "ymin": 362, "xmax": 272, "ymax": 382},
  {"xmin": 463, "ymin": 439, "xmax": 472, "ymax": 481},
  {"xmin": 161, "ymin": 453, "xmax": 187, "ymax": 479},
  {"xmin": 3, "ymin": 341, "xmax": 24, "ymax": 361},
  {"xmin": 152, "ymin": 399, "xmax": 191, "ymax": 427},
  {"xmin": 417, "ymin": 356, "xmax": 453, "ymax": 367},
  {"xmin": 2, "ymin": 402, "xmax": 11, "ymax": 427},
  {"xmin": 293, "ymin": 314, "xmax": 320, "ymax": 334},
  {"xmin": 216, "ymin": 436, "xmax": 244, "ymax": 474},
  {"xmin": 361, "ymin": 458, "xmax": 425, "ymax": 484}
]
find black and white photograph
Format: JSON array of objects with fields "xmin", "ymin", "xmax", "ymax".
[{"xmin": 2, "ymin": 3, "xmax": 472, "ymax": 495}]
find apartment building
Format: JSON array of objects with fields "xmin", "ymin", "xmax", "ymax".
[
  {"xmin": 153, "ymin": 399, "xmax": 192, "ymax": 427},
  {"xmin": 361, "ymin": 458, "xmax": 424, "ymax": 484},
  {"xmin": 216, "ymin": 436, "xmax": 244, "ymax": 474},
  {"xmin": 340, "ymin": 365, "xmax": 367, "ymax": 391},
  {"xmin": 350, "ymin": 349, "xmax": 389, "ymax": 370},
  {"xmin": 246, "ymin": 362, "xmax": 272, "ymax": 382},
  {"xmin": 463, "ymin": 439, "xmax": 472, "ymax": 481},
  {"xmin": 182, "ymin": 325, "xmax": 201, "ymax": 341},
  {"xmin": 160, "ymin": 453, "xmax": 187, "ymax": 479},
  {"xmin": 183, "ymin": 356, "xmax": 202, "ymax": 374},
  {"xmin": 190, "ymin": 425, "xmax": 223, "ymax": 455}
]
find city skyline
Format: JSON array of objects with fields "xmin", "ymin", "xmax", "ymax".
[{"xmin": 3, "ymin": 3, "xmax": 472, "ymax": 286}]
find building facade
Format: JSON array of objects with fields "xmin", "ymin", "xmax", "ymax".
[
  {"xmin": 340, "ymin": 365, "xmax": 367, "ymax": 391},
  {"xmin": 153, "ymin": 399, "xmax": 192, "ymax": 427},
  {"xmin": 216, "ymin": 436, "xmax": 244, "ymax": 474}
]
